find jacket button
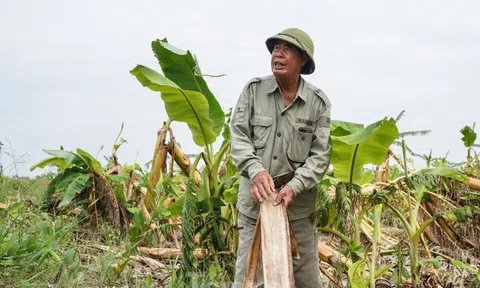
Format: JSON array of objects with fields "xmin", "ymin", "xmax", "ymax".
[
  {"xmin": 277, "ymin": 132, "xmax": 282, "ymax": 137},
  {"xmin": 301, "ymin": 136, "xmax": 305, "ymax": 140},
  {"xmin": 273, "ymin": 156, "xmax": 278, "ymax": 160}
]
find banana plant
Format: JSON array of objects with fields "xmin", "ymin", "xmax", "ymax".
[
  {"xmin": 346, "ymin": 203, "xmax": 393, "ymax": 288},
  {"xmin": 460, "ymin": 123, "xmax": 479, "ymax": 173},
  {"xmin": 30, "ymin": 148, "xmax": 129, "ymax": 229},
  {"xmin": 379, "ymin": 138, "xmax": 476, "ymax": 287},
  {"xmin": 130, "ymin": 38, "xmax": 229, "ymax": 196},
  {"xmin": 369, "ymin": 203, "xmax": 383, "ymax": 288},
  {"xmin": 330, "ymin": 118, "xmax": 399, "ymax": 186},
  {"xmin": 319, "ymin": 119, "xmax": 477, "ymax": 286},
  {"xmin": 318, "ymin": 117, "xmax": 399, "ymax": 260},
  {"xmin": 131, "ymin": 38, "xmax": 236, "ymax": 284},
  {"xmin": 31, "ymin": 149, "xmax": 98, "ymax": 208}
]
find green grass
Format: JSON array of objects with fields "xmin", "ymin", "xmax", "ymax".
[
  {"xmin": 0, "ymin": 175, "xmax": 48, "ymax": 203},
  {"xmin": 0, "ymin": 176, "xmax": 166, "ymax": 288}
]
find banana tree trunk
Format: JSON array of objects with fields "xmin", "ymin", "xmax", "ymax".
[
  {"xmin": 468, "ymin": 177, "xmax": 480, "ymax": 191},
  {"xmin": 423, "ymin": 202, "xmax": 478, "ymax": 250},
  {"xmin": 146, "ymin": 123, "xmax": 168, "ymax": 210},
  {"xmin": 137, "ymin": 247, "xmax": 205, "ymax": 260},
  {"xmin": 167, "ymin": 141, "xmax": 201, "ymax": 184},
  {"xmin": 149, "ymin": 123, "xmax": 168, "ymax": 189},
  {"xmin": 137, "ymin": 186, "xmax": 157, "ymax": 230},
  {"xmin": 317, "ymin": 241, "xmax": 352, "ymax": 269},
  {"xmin": 388, "ymin": 148, "xmax": 407, "ymax": 171}
]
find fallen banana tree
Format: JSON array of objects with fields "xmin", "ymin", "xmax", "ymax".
[{"xmin": 316, "ymin": 129, "xmax": 479, "ymax": 287}]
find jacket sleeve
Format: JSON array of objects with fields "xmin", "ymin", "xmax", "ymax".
[
  {"xmin": 287, "ymin": 97, "xmax": 332, "ymax": 196},
  {"xmin": 230, "ymin": 84, "xmax": 266, "ymax": 180}
]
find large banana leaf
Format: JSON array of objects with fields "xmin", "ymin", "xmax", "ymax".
[
  {"xmin": 30, "ymin": 149, "xmax": 102, "ymax": 173},
  {"xmin": 416, "ymin": 167, "xmax": 469, "ymax": 182},
  {"xmin": 30, "ymin": 150, "xmax": 88, "ymax": 172},
  {"xmin": 30, "ymin": 157, "xmax": 70, "ymax": 171},
  {"xmin": 131, "ymin": 65, "xmax": 217, "ymax": 146},
  {"xmin": 76, "ymin": 148, "xmax": 104, "ymax": 175},
  {"xmin": 151, "ymin": 39, "xmax": 225, "ymax": 137},
  {"xmin": 44, "ymin": 150, "xmax": 87, "ymax": 167},
  {"xmin": 56, "ymin": 170, "xmax": 91, "ymax": 208},
  {"xmin": 330, "ymin": 118, "xmax": 399, "ymax": 182},
  {"xmin": 348, "ymin": 260, "xmax": 368, "ymax": 288},
  {"xmin": 330, "ymin": 120, "xmax": 364, "ymax": 135}
]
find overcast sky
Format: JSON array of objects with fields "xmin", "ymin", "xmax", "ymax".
[{"xmin": 1, "ymin": 1, "xmax": 479, "ymax": 176}]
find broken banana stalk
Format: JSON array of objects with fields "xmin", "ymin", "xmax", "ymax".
[
  {"xmin": 288, "ymin": 215, "xmax": 300, "ymax": 260},
  {"xmin": 137, "ymin": 186, "xmax": 157, "ymax": 230},
  {"xmin": 149, "ymin": 123, "xmax": 168, "ymax": 190},
  {"xmin": 243, "ymin": 215, "xmax": 262, "ymax": 288},
  {"xmin": 146, "ymin": 123, "xmax": 169, "ymax": 211},
  {"xmin": 137, "ymin": 247, "xmax": 205, "ymax": 260},
  {"xmin": 468, "ymin": 177, "xmax": 480, "ymax": 191},
  {"xmin": 167, "ymin": 141, "xmax": 202, "ymax": 184}
]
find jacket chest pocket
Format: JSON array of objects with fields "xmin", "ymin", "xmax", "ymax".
[
  {"xmin": 288, "ymin": 126, "xmax": 314, "ymax": 162},
  {"xmin": 251, "ymin": 115, "xmax": 273, "ymax": 148}
]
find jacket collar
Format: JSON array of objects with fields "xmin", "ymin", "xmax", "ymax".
[{"xmin": 266, "ymin": 75, "xmax": 307, "ymax": 102}]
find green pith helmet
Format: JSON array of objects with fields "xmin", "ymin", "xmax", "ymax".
[{"xmin": 265, "ymin": 28, "xmax": 315, "ymax": 75}]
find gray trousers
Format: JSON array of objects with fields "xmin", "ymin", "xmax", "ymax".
[{"xmin": 233, "ymin": 212, "xmax": 322, "ymax": 288}]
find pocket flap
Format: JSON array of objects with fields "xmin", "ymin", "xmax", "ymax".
[
  {"xmin": 288, "ymin": 125, "xmax": 314, "ymax": 162},
  {"xmin": 251, "ymin": 115, "xmax": 273, "ymax": 127},
  {"xmin": 295, "ymin": 125, "xmax": 314, "ymax": 134},
  {"xmin": 237, "ymin": 104, "xmax": 246, "ymax": 112}
]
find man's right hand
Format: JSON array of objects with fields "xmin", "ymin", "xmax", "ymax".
[{"xmin": 250, "ymin": 171, "xmax": 276, "ymax": 202}]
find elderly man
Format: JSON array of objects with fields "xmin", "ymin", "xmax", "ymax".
[{"xmin": 230, "ymin": 28, "xmax": 332, "ymax": 287}]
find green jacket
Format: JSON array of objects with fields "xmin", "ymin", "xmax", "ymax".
[{"xmin": 230, "ymin": 75, "xmax": 332, "ymax": 220}]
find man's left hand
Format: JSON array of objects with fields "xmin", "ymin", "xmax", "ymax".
[{"xmin": 273, "ymin": 185, "xmax": 295, "ymax": 208}]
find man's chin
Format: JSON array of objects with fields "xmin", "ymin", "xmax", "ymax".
[{"xmin": 272, "ymin": 69, "xmax": 288, "ymax": 78}]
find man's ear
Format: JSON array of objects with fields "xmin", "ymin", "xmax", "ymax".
[{"xmin": 302, "ymin": 53, "xmax": 308, "ymax": 66}]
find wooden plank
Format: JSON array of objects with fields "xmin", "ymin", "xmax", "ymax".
[{"xmin": 260, "ymin": 196, "xmax": 294, "ymax": 287}]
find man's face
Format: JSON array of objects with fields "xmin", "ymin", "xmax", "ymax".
[{"xmin": 271, "ymin": 40, "xmax": 306, "ymax": 80}]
